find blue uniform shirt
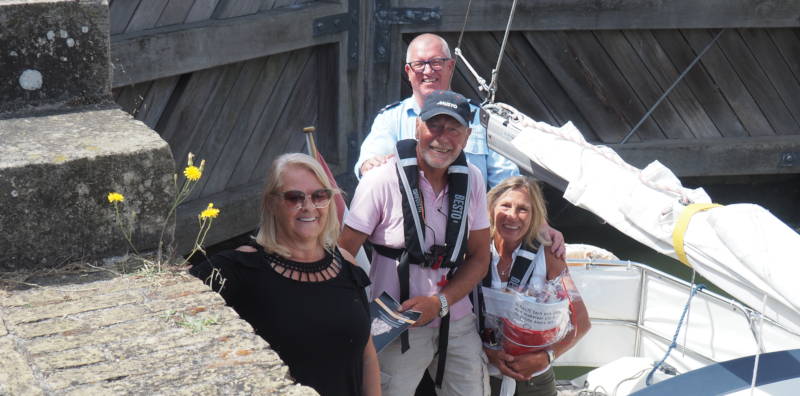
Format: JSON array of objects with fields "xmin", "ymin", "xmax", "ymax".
[{"xmin": 354, "ymin": 96, "xmax": 519, "ymax": 189}]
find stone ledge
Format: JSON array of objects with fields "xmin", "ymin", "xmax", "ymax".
[
  {"xmin": 0, "ymin": 104, "xmax": 175, "ymax": 270},
  {"xmin": 0, "ymin": 269, "xmax": 318, "ymax": 395}
]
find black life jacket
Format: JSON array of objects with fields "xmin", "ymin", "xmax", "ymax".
[{"xmin": 371, "ymin": 138, "xmax": 471, "ymax": 387}]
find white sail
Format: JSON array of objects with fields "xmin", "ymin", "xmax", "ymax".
[{"xmin": 483, "ymin": 102, "xmax": 800, "ymax": 336}]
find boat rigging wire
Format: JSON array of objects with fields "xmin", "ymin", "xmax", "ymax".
[
  {"xmin": 487, "ymin": 0, "xmax": 519, "ymax": 104},
  {"xmin": 453, "ymin": 0, "xmax": 519, "ymax": 105},
  {"xmin": 619, "ymin": 29, "xmax": 726, "ymax": 144},
  {"xmin": 455, "ymin": 0, "xmax": 473, "ymax": 55}
]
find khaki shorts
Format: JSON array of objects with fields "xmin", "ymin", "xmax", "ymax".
[{"xmin": 378, "ymin": 313, "xmax": 489, "ymax": 396}]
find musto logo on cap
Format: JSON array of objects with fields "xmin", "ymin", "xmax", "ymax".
[{"xmin": 437, "ymin": 101, "xmax": 458, "ymax": 109}]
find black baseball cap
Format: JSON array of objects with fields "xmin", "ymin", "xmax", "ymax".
[{"xmin": 419, "ymin": 90, "xmax": 473, "ymax": 127}]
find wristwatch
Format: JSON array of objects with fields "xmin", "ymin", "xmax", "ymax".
[
  {"xmin": 546, "ymin": 349, "xmax": 555, "ymax": 364},
  {"xmin": 437, "ymin": 294, "xmax": 449, "ymax": 317}
]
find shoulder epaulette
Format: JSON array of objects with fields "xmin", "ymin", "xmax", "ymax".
[{"xmin": 378, "ymin": 100, "xmax": 402, "ymax": 114}]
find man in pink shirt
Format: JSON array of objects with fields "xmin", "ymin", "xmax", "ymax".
[{"xmin": 340, "ymin": 90, "xmax": 490, "ymax": 396}]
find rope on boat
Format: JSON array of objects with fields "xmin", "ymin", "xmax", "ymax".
[
  {"xmin": 619, "ymin": 29, "xmax": 726, "ymax": 144},
  {"xmin": 645, "ymin": 283, "xmax": 706, "ymax": 386}
]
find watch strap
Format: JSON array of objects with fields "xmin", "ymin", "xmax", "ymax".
[{"xmin": 438, "ymin": 294, "xmax": 449, "ymax": 317}]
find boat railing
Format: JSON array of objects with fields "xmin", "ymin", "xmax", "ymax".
[{"xmin": 558, "ymin": 258, "xmax": 800, "ymax": 372}]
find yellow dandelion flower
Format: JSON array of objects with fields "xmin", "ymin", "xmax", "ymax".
[
  {"xmin": 199, "ymin": 203, "xmax": 220, "ymax": 220},
  {"xmin": 184, "ymin": 165, "xmax": 202, "ymax": 181},
  {"xmin": 107, "ymin": 192, "xmax": 124, "ymax": 203}
]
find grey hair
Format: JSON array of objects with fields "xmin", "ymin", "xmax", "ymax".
[{"xmin": 406, "ymin": 33, "xmax": 452, "ymax": 63}]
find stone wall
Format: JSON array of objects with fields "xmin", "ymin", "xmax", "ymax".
[
  {"xmin": 0, "ymin": 0, "xmax": 110, "ymax": 116},
  {"xmin": 0, "ymin": 270, "xmax": 317, "ymax": 395},
  {"xmin": 0, "ymin": 0, "xmax": 175, "ymax": 270}
]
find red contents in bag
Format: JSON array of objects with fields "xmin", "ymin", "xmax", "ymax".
[{"xmin": 501, "ymin": 317, "xmax": 561, "ymax": 356}]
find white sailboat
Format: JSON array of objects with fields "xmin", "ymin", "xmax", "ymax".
[{"xmin": 482, "ymin": 102, "xmax": 800, "ymax": 395}]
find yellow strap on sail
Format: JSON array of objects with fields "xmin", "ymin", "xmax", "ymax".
[{"xmin": 672, "ymin": 203, "xmax": 723, "ymax": 267}]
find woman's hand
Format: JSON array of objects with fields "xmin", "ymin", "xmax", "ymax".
[
  {"xmin": 484, "ymin": 348, "xmax": 526, "ymax": 381},
  {"xmin": 507, "ymin": 350, "xmax": 550, "ymax": 379}
]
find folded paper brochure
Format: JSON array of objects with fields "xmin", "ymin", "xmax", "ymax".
[{"xmin": 369, "ymin": 292, "xmax": 421, "ymax": 352}]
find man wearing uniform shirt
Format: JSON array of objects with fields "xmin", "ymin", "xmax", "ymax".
[
  {"xmin": 354, "ymin": 33, "xmax": 518, "ymax": 189},
  {"xmin": 356, "ymin": 33, "xmax": 565, "ymax": 257}
]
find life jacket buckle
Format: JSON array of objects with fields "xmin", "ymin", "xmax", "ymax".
[{"xmin": 425, "ymin": 244, "xmax": 447, "ymax": 269}]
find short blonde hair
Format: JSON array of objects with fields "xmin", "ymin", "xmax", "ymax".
[
  {"xmin": 255, "ymin": 153, "xmax": 341, "ymax": 257},
  {"xmin": 487, "ymin": 176, "xmax": 549, "ymax": 248}
]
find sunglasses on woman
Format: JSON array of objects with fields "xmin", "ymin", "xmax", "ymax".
[{"xmin": 276, "ymin": 189, "xmax": 333, "ymax": 210}]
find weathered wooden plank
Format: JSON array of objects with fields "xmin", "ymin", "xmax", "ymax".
[
  {"xmin": 500, "ymin": 32, "xmax": 597, "ymax": 139},
  {"xmin": 524, "ymin": 31, "xmax": 632, "ymax": 143},
  {"xmin": 212, "ymin": 0, "xmax": 263, "ymax": 19},
  {"xmin": 595, "ymin": 30, "xmax": 693, "ymax": 140},
  {"xmin": 155, "ymin": 0, "xmax": 195, "ymax": 27},
  {"xmin": 200, "ymin": 55, "xmax": 286, "ymax": 198},
  {"xmin": 769, "ymin": 29, "xmax": 800, "ymax": 82},
  {"xmin": 109, "ymin": 0, "xmax": 140, "ymax": 35},
  {"xmin": 455, "ymin": 33, "xmax": 541, "ymax": 114},
  {"xmin": 156, "ymin": 68, "xmax": 222, "ymax": 144},
  {"xmin": 715, "ymin": 30, "xmax": 798, "ymax": 135},
  {"xmin": 225, "ymin": 50, "xmax": 311, "ymax": 189},
  {"xmin": 740, "ymin": 29, "xmax": 800, "ymax": 130},
  {"xmin": 571, "ymin": 31, "xmax": 666, "ymax": 142},
  {"xmin": 114, "ymin": 82, "xmax": 151, "ymax": 119},
  {"xmin": 175, "ymin": 183, "xmax": 263, "ymax": 254},
  {"xmin": 610, "ymin": 136, "xmax": 800, "ymax": 177},
  {"xmin": 476, "ymin": 33, "xmax": 558, "ymax": 126},
  {"xmin": 450, "ymin": 67, "xmax": 481, "ymax": 101},
  {"xmin": 124, "ymin": 0, "xmax": 169, "ymax": 33},
  {"xmin": 682, "ymin": 29, "xmax": 775, "ymax": 136},
  {"xmin": 185, "ymin": 0, "xmax": 220, "ymax": 23},
  {"xmin": 361, "ymin": 0, "xmax": 395, "ymax": 134},
  {"xmin": 191, "ymin": 58, "xmax": 270, "ymax": 200},
  {"xmin": 136, "ymin": 76, "xmax": 180, "ymax": 129},
  {"xmin": 260, "ymin": 0, "xmax": 278, "ymax": 12},
  {"xmin": 172, "ymin": 63, "xmax": 246, "ymax": 176},
  {"xmin": 111, "ymin": 1, "xmax": 343, "ymax": 87},
  {"xmin": 652, "ymin": 30, "xmax": 748, "ymax": 138},
  {"xmin": 623, "ymin": 30, "xmax": 722, "ymax": 139},
  {"xmin": 396, "ymin": 0, "xmax": 800, "ymax": 32},
  {"xmin": 249, "ymin": 51, "xmax": 319, "ymax": 183},
  {"xmin": 315, "ymin": 44, "xmax": 340, "ymax": 164}
]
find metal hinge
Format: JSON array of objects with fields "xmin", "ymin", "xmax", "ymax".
[
  {"xmin": 374, "ymin": 0, "xmax": 440, "ymax": 63},
  {"xmin": 313, "ymin": 1, "xmax": 360, "ymax": 70}
]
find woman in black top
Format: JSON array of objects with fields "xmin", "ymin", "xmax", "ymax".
[{"xmin": 190, "ymin": 153, "xmax": 380, "ymax": 396}]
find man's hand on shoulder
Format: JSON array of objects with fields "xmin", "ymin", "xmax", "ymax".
[
  {"xmin": 540, "ymin": 224, "xmax": 565, "ymax": 260},
  {"xmin": 359, "ymin": 154, "xmax": 395, "ymax": 176}
]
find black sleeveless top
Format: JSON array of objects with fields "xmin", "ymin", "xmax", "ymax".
[{"xmin": 190, "ymin": 245, "xmax": 371, "ymax": 396}]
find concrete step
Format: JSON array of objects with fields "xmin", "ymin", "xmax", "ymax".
[{"xmin": 0, "ymin": 104, "xmax": 175, "ymax": 270}]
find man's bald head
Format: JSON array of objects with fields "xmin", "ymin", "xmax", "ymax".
[{"xmin": 406, "ymin": 34, "xmax": 451, "ymax": 63}]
